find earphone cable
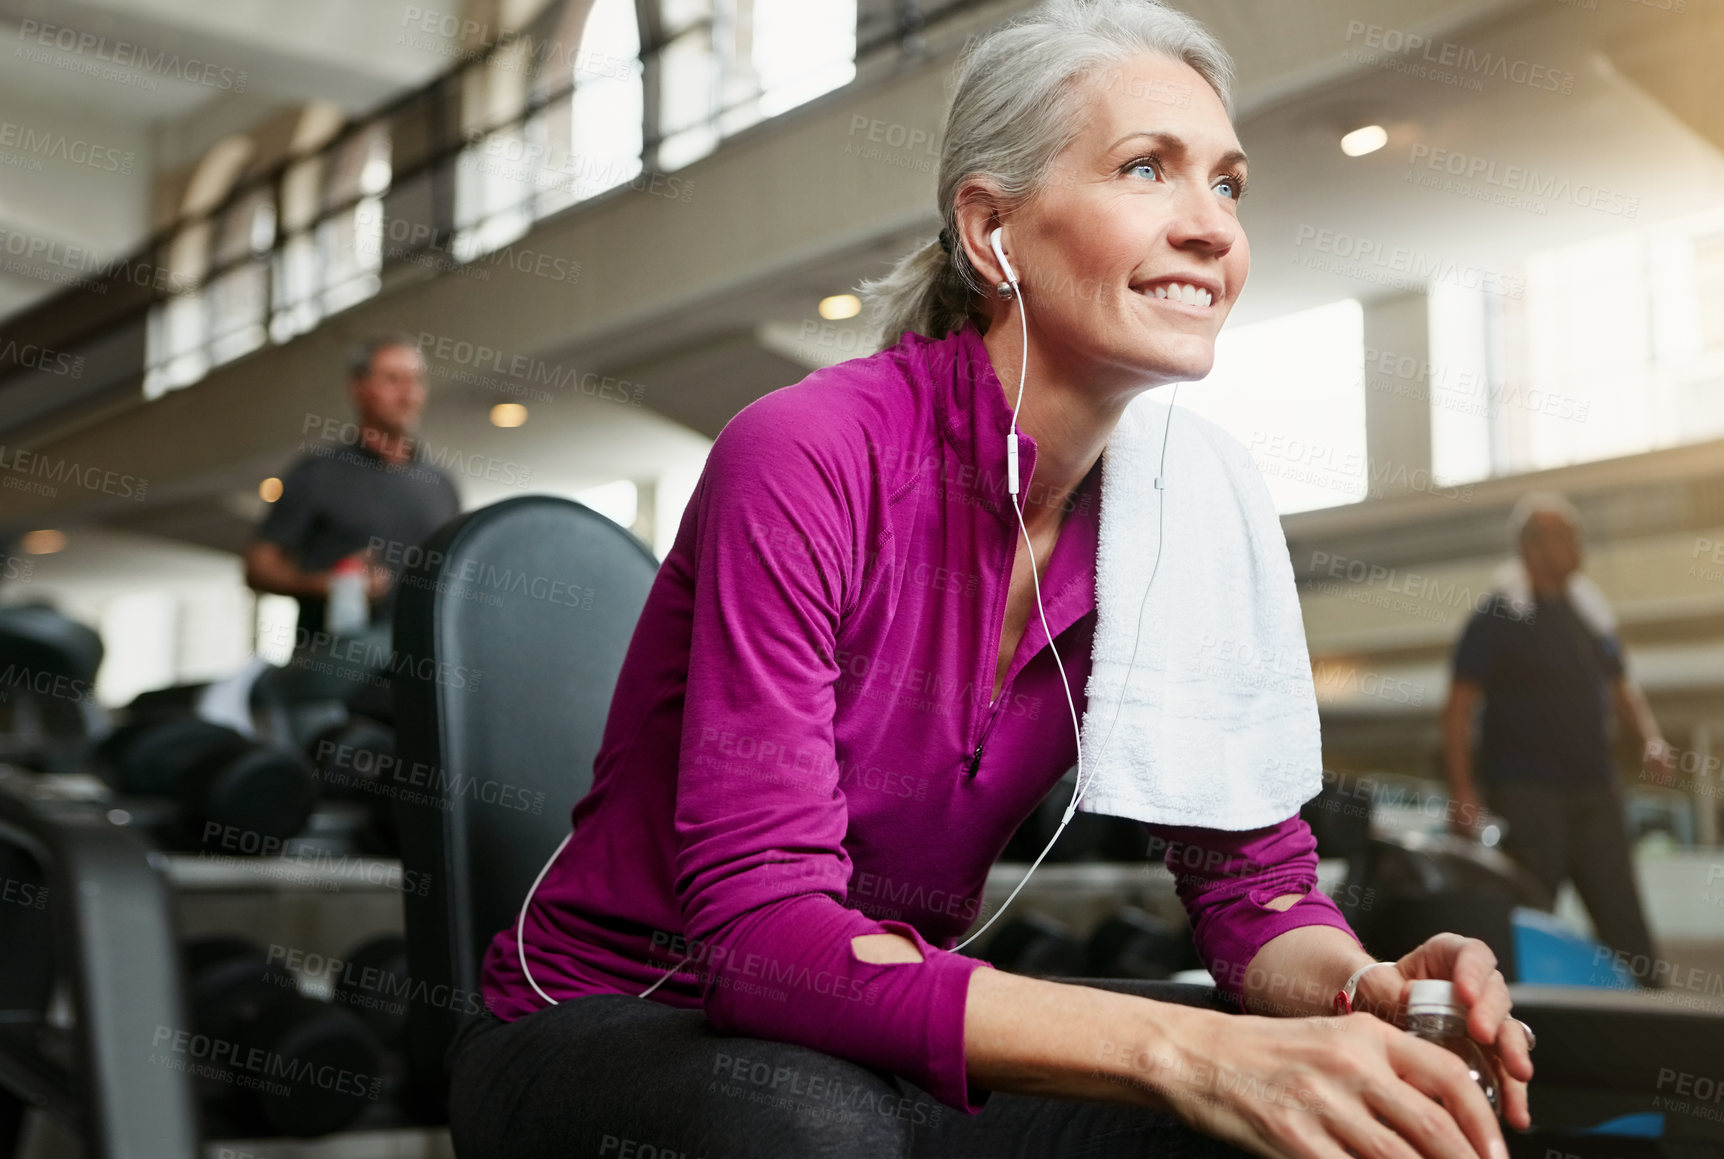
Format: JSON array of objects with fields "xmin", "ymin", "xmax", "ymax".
[{"xmin": 952, "ymin": 279, "xmax": 1084, "ymax": 953}]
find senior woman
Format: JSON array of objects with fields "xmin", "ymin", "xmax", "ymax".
[{"xmin": 447, "ymin": 1, "xmax": 1535, "ymax": 1156}]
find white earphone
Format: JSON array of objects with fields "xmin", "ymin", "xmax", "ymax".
[
  {"xmin": 991, "ymin": 225, "xmax": 1020, "ymax": 287},
  {"xmin": 989, "ymin": 227, "xmax": 1024, "ymax": 501},
  {"xmin": 947, "ymin": 225, "xmax": 1181, "ymax": 952},
  {"xmin": 518, "ymin": 225, "xmax": 1177, "ymax": 1001}
]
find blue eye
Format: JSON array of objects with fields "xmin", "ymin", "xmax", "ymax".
[
  {"xmin": 1215, "ymin": 172, "xmax": 1247, "ymax": 201},
  {"xmin": 1125, "ymin": 156, "xmax": 1160, "ymax": 181}
]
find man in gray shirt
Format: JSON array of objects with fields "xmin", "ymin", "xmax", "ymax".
[
  {"xmin": 1441, "ymin": 493, "xmax": 1668, "ymax": 985},
  {"xmin": 245, "ymin": 333, "xmax": 461, "ymax": 691}
]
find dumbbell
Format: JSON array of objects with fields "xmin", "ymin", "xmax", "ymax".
[
  {"xmin": 306, "ymin": 717, "xmax": 394, "ymax": 800},
  {"xmin": 0, "ymin": 603, "xmax": 104, "ymax": 773},
  {"xmin": 1084, "ymin": 906, "xmax": 1200, "ymax": 980},
  {"xmin": 0, "ymin": 842, "xmax": 53, "ymax": 1014},
  {"xmin": 979, "ymin": 915, "xmax": 1086, "ymax": 977},
  {"xmin": 96, "ymin": 717, "xmax": 316, "ymax": 853},
  {"xmin": 183, "ymin": 936, "xmax": 385, "ymax": 1137},
  {"xmin": 330, "ymin": 934, "xmax": 410, "ymax": 1049},
  {"xmin": 306, "ymin": 715, "xmax": 400, "ymax": 855}
]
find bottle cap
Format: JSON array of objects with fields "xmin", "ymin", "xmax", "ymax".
[
  {"xmin": 1407, "ymin": 979, "xmax": 1462, "ymax": 1016},
  {"xmin": 333, "ymin": 556, "xmax": 367, "ymax": 575}
]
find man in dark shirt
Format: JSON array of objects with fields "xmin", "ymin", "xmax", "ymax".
[
  {"xmin": 1440, "ymin": 493, "xmax": 1669, "ymax": 984},
  {"xmin": 244, "ymin": 333, "xmax": 461, "ymax": 680}
]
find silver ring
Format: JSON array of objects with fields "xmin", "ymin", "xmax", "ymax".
[{"xmin": 1512, "ymin": 1017, "xmax": 1536, "ymax": 1051}]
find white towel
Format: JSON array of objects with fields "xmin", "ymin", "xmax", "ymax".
[
  {"xmin": 1076, "ymin": 394, "xmax": 1324, "ymax": 830},
  {"xmin": 1487, "ymin": 558, "xmax": 1617, "ymax": 637}
]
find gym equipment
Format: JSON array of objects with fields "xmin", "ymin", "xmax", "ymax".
[
  {"xmin": 1342, "ymin": 830, "xmax": 1553, "ymax": 980},
  {"xmin": 306, "ymin": 715, "xmax": 399, "ymax": 855},
  {"xmin": 307, "ymin": 716, "xmax": 395, "ymax": 800},
  {"xmin": 978, "ymin": 914, "xmax": 1086, "ymax": 977},
  {"xmin": 391, "ymin": 495, "xmax": 657, "ymax": 1122},
  {"xmin": 124, "ymin": 681, "xmax": 214, "ymax": 726},
  {"xmin": 0, "ymin": 840, "xmax": 53, "ymax": 1015},
  {"xmin": 96, "ymin": 717, "xmax": 316, "ymax": 853},
  {"xmin": 1083, "ymin": 906, "xmax": 1201, "ymax": 980},
  {"xmin": 253, "ymin": 622, "xmax": 395, "ymax": 743},
  {"xmin": 1305, "ymin": 771, "xmax": 1550, "ymax": 978},
  {"xmin": 0, "ymin": 769, "xmax": 199, "ymax": 1157},
  {"xmin": 183, "ymin": 936, "xmax": 385, "ymax": 1138},
  {"xmin": 0, "ymin": 603, "xmax": 105, "ymax": 774},
  {"xmin": 330, "ymin": 934, "xmax": 411, "ymax": 1048},
  {"xmin": 1510, "ymin": 907, "xmax": 1636, "ymax": 987}
]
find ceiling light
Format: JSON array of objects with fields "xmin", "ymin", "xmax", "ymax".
[
  {"xmin": 491, "ymin": 403, "xmax": 528, "ymax": 428},
  {"xmin": 819, "ymin": 294, "xmax": 861, "ymax": 321},
  {"xmin": 22, "ymin": 529, "xmax": 65, "ymax": 554},
  {"xmin": 1340, "ymin": 125, "xmax": 1388, "ymax": 157},
  {"xmin": 259, "ymin": 477, "xmax": 283, "ymax": 502}
]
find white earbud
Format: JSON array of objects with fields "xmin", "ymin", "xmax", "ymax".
[
  {"xmin": 990, "ymin": 226, "xmax": 1018, "ymax": 289},
  {"xmin": 992, "ymin": 226, "xmax": 1024, "ymax": 497}
]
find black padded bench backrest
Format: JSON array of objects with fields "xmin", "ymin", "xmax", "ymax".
[{"xmin": 390, "ymin": 495, "xmax": 658, "ymax": 1119}]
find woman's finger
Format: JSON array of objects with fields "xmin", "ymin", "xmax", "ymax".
[
  {"xmin": 1444, "ymin": 940, "xmax": 1499, "ymax": 1013},
  {"xmin": 1389, "ymin": 1031, "xmax": 1508, "ymax": 1159},
  {"xmin": 1493, "ymin": 1018, "xmax": 1534, "ymax": 1131},
  {"xmin": 1499, "ymin": 1071, "xmax": 1531, "ymax": 1133},
  {"xmin": 1359, "ymin": 1079, "xmax": 1481, "ymax": 1159},
  {"xmin": 1495, "ymin": 1016, "xmax": 1534, "ymax": 1082},
  {"xmin": 1335, "ymin": 1084, "xmax": 1456, "ymax": 1159},
  {"xmin": 1465, "ymin": 968, "xmax": 1513, "ymax": 1047}
]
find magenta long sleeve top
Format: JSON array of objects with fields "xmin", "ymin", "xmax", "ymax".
[{"xmin": 478, "ymin": 323, "xmax": 1360, "ymax": 1112}]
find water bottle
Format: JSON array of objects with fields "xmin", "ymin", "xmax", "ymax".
[
  {"xmin": 1405, "ymin": 979, "xmax": 1500, "ymax": 1113},
  {"xmin": 325, "ymin": 556, "xmax": 370, "ymax": 636}
]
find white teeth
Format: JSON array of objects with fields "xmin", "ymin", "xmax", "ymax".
[{"xmin": 1144, "ymin": 282, "xmax": 1215, "ymax": 306}]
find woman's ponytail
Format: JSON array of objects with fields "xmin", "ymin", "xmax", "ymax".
[{"xmin": 859, "ymin": 232, "xmax": 983, "ymax": 346}]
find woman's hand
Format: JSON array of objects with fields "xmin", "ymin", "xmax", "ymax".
[
  {"xmin": 1160, "ymin": 1009, "xmax": 1510, "ymax": 1159},
  {"xmin": 1356, "ymin": 934, "xmax": 1534, "ymax": 1131}
]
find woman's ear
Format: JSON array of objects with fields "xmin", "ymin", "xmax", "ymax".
[{"xmin": 951, "ymin": 185, "xmax": 1012, "ymax": 287}]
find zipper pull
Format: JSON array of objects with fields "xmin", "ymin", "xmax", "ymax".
[{"xmin": 965, "ymin": 743, "xmax": 984, "ymax": 779}]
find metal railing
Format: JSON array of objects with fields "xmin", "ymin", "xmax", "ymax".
[{"xmin": 0, "ymin": 0, "xmax": 1001, "ymax": 445}]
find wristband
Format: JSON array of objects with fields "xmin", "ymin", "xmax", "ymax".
[{"xmin": 1334, "ymin": 961, "xmax": 1394, "ymax": 1014}]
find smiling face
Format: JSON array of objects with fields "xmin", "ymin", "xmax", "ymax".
[{"xmin": 968, "ymin": 51, "xmax": 1250, "ymax": 392}]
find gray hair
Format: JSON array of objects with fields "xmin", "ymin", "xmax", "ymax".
[
  {"xmin": 858, "ymin": 0, "xmax": 1235, "ymax": 343},
  {"xmin": 1510, "ymin": 490, "xmax": 1583, "ymax": 548},
  {"xmin": 346, "ymin": 331, "xmax": 422, "ymax": 381}
]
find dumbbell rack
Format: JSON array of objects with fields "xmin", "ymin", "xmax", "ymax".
[
  {"xmin": 965, "ymin": 857, "xmax": 1356, "ymax": 977},
  {"xmin": 0, "ymin": 766, "xmax": 456, "ymax": 1159}
]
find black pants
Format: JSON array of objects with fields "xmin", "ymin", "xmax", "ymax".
[
  {"xmin": 446, "ymin": 978, "xmax": 1261, "ymax": 1158},
  {"xmin": 1483, "ymin": 778, "xmax": 1660, "ymax": 983}
]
